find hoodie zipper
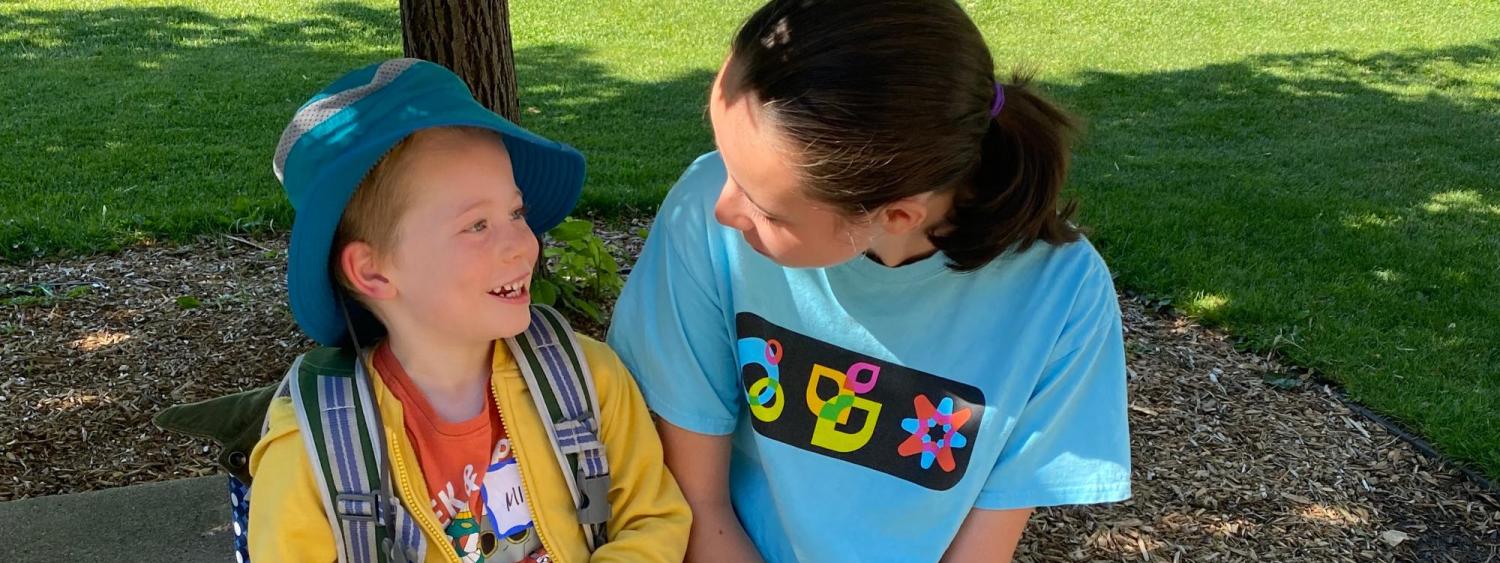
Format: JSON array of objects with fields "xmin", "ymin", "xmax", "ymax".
[
  {"xmin": 493, "ymin": 377, "xmax": 564, "ymax": 563},
  {"xmin": 387, "ymin": 419, "xmax": 463, "ymax": 563}
]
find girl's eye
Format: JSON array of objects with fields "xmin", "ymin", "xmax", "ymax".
[
  {"xmin": 467, "ymin": 219, "xmax": 489, "ymax": 233},
  {"xmin": 738, "ymin": 188, "xmax": 781, "ymax": 225},
  {"xmin": 511, "ymin": 206, "xmax": 528, "ymax": 221},
  {"xmin": 750, "ymin": 206, "xmax": 780, "ymax": 225}
]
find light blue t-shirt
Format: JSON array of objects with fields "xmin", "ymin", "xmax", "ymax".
[{"xmin": 608, "ymin": 152, "xmax": 1131, "ymax": 562}]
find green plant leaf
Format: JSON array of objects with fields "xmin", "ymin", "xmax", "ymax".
[
  {"xmin": 562, "ymin": 293, "xmax": 606, "ymax": 323},
  {"xmin": 548, "ymin": 218, "xmax": 593, "ymax": 242},
  {"xmin": 530, "ymin": 278, "xmax": 560, "ymax": 306},
  {"xmin": 1262, "ymin": 372, "xmax": 1302, "ymax": 391},
  {"xmin": 536, "ymin": 216, "xmax": 626, "ymax": 324}
]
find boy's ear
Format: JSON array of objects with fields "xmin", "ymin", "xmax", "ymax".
[{"xmin": 338, "ymin": 241, "xmax": 395, "ymax": 301}]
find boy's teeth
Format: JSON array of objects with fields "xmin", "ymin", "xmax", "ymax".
[{"xmin": 491, "ymin": 280, "xmax": 529, "ymax": 295}]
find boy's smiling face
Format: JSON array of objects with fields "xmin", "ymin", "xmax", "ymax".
[{"xmin": 344, "ymin": 128, "xmax": 538, "ymax": 344}]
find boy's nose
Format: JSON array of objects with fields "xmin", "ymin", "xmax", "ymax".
[{"xmin": 502, "ymin": 228, "xmax": 538, "ymax": 265}]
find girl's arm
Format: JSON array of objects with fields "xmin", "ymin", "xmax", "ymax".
[
  {"xmin": 658, "ymin": 420, "xmax": 764, "ymax": 563},
  {"xmin": 607, "ymin": 154, "xmax": 758, "ymax": 560},
  {"xmin": 942, "ymin": 508, "xmax": 1032, "ymax": 562}
]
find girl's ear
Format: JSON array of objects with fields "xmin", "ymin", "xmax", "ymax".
[{"xmin": 875, "ymin": 193, "xmax": 935, "ymax": 236}]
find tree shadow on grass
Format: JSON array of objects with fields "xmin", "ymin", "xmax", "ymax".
[
  {"xmin": 512, "ymin": 44, "xmax": 715, "ymax": 216},
  {"xmin": 1054, "ymin": 40, "xmax": 1499, "ymax": 489},
  {"xmin": 0, "ymin": 2, "xmax": 401, "ymax": 258},
  {"xmin": 0, "ymin": 2, "xmax": 713, "ymax": 260}
]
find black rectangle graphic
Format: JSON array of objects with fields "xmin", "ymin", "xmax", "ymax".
[{"xmin": 736, "ymin": 313, "xmax": 986, "ymax": 490}]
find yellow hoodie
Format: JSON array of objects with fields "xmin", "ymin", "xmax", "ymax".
[{"xmin": 247, "ymin": 336, "xmax": 690, "ymax": 562}]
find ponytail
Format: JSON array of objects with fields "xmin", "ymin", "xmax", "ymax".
[{"xmin": 932, "ymin": 72, "xmax": 1083, "ymax": 272}]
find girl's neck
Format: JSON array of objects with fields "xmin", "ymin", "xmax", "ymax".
[{"xmin": 866, "ymin": 234, "xmax": 940, "ymax": 267}]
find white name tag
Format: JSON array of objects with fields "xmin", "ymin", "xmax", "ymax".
[{"xmin": 482, "ymin": 458, "xmax": 533, "ymax": 536}]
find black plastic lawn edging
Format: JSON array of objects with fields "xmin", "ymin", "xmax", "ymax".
[
  {"xmin": 1336, "ymin": 395, "xmax": 1500, "ymax": 497},
  {"xmin": 1128, "ymin": 290, "xmax": 1500, "ymax": 498}
]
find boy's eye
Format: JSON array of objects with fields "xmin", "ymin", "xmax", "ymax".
[
  {"xmin": 511, "ymin": 206, "xmax": 528, "ymax": 221},
  {"xmin": 467, "ymin": 219, "xmax": 488, "ymax": 233}
]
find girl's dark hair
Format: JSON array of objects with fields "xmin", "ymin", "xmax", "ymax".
[{"xmin": 723, "ymin": 0, "xmax": 1082, "ymax": 271}]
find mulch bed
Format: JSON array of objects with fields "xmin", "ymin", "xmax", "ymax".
[{"xmin": 2, "ymin": 232, "xmax": 1495, "ymax": 562}]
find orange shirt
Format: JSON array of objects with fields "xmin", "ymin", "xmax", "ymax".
[{"xmin": 375, "ymin": 343, "xmax": 547, "ymax": 562}]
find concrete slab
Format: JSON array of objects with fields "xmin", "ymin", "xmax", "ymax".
[{"xmin": 0, "ymin": 476, "xmax": 233, "ymax": 561}]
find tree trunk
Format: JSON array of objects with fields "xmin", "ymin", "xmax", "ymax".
[{"xmin": 399, "ymin": 0, "xmax": 520, "ymax": 123}]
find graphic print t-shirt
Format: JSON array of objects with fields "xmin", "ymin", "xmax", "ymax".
[
  {"xmin": 375, "ymin": 345, "xmax": 548, "ymax": 563},
  {"xmin": 608, "ymin": 152, "xmax": 1132, "ymax": 562}
]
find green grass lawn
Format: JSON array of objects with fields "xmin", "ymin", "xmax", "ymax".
[{"xmin": 2, "ymin": 0, "xmax": 1496, "ymax": 476}]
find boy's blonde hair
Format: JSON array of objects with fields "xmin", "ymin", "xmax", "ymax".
[{"xmin": 330, "ymin": 126, "xmax": 498, "ymax": 293}]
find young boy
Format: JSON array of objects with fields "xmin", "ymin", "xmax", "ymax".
[{"xmin": 249, "ymin": 58, "xmax": 689, "ymax": 562}]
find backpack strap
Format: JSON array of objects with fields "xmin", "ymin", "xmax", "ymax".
[
  {"xmin": 284, "ymin": 347, "xmax": 427, "ymax": 563},
  {"xmin": 504, "ymin": 304, "xmax": 612, "ymax": 551}
]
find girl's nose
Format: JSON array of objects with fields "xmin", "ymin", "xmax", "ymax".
[{"xmin": 714, "ymin": 182, "xmax": 752, "ymax": 232}]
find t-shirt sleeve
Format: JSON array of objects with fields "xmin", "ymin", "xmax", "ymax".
[
  {"xmin": 607, "ymin": 153, "xmax": 743, "ymax": 436},
  {"xmin": 975, "ymin": 255, "xmax": 1132, "ymax": 510}
]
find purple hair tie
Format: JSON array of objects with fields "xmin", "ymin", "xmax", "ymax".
[{"xmin": 990, "ymin": 82, "xmax": 1005, "ymax": 118}]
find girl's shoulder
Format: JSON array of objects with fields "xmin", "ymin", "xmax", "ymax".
[
  {"xmin": 978, "ymin": 235, "xmax": 1112, "ymax": 294},
  {"xmin": 660, "ymin": 151, "xmax": 727, "ymax": 215}
]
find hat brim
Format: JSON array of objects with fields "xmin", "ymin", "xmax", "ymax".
[{"xmin": 287, "ymin": 114, "xmax": 584, "ymax": 347}]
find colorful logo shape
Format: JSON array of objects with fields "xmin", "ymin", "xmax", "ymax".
[
  {"xmin": 739, "ymin": 337, "xmax": 785, "ymax": 422},
  {"xmin": 898, "ymin": 395, "xmax": 972, "ymax": 472}
]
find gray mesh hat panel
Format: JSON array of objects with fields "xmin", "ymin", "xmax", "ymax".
[{"xmin": 272, "ymin": 58, "xmax": 421, "ymax": 184}]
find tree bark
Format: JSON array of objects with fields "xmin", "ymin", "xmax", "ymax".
[{"xmin": 399, "ymin": 0, "xmax": 520, "ymax": 123}]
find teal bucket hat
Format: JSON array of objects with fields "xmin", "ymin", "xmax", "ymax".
[{"xmin": 273, "ymin": 58, "xmax": 585, "ymax": 347}]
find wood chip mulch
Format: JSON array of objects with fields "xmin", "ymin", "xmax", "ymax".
[{"xmin": 1, "ymin": 232, "xmax": 1495, "ymax": 562}]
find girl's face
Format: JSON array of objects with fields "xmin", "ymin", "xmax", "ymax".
[{"xmin": 708, "ymin": 68, "xmax": 880, "ymax": 269}]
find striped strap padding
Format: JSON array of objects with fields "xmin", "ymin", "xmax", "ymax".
[
  {"xmin": 281, "ymin": 355, "xmax": 352, "ymax": 561},
  {"xmin": 350, "ymin": 354, "xmax": 428, "ymax": 563},
  {"xmin": 285, "ymin": 348, "xmax": 425, "ymax": 563},
  {"xmin": 505, "ymin": 304, "xmax": 612, "ymax": 550}
]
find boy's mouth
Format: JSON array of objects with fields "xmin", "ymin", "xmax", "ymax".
[{"xmin": 487, "ymin": 275, "xmax": 531, "ymax": 301}]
